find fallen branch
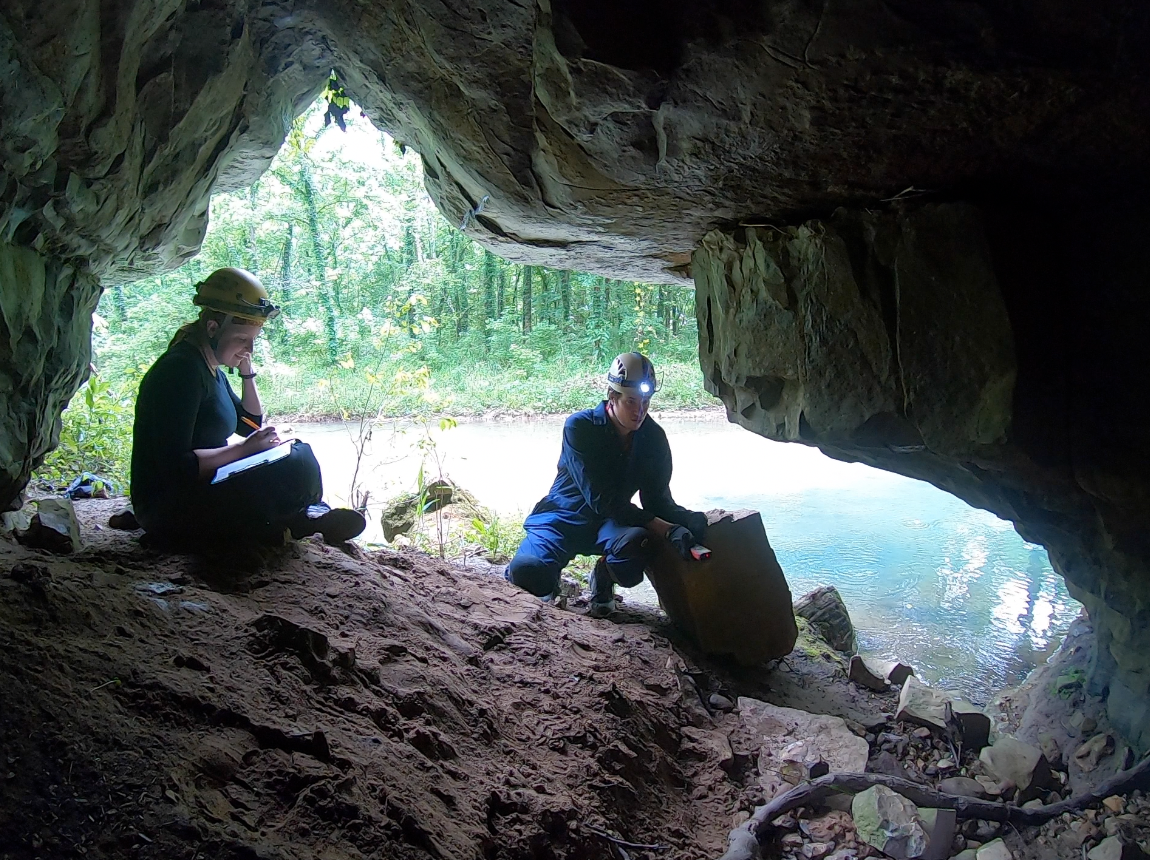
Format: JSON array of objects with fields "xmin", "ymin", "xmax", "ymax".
[
  {"xmin": 585, "ymin": 824, "xmax": 669, "ymax": 852},
  {"xmin": 717, "ymin": 754, "xmax": 1150, "ymax": 860}
]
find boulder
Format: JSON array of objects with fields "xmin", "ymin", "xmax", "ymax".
[
  {"xmin": 978, "ymin": 736, "xmax": 1053, "ymax": 802},
  {"xmin": 849, "ymin": 655, "xmax": 891, "ymax": 692},
  {"xmin": 793, "ymin": 585, "xmax": 856, "ymax": 654},
  {"xmin": 920, "ymin": 807, "xmax": 957, "ymax": 860},
  {"xmin": 646, "ymin": 511, "xmax": 797, "ymax": 665},
  {"xmin": 738, "ymin": 697, "xmax": 868, "ymax": 802},
  {"xmin": 2, "ymin": 500, "xmax": 34, "ymax": 534},
  {"xmin": 851, "ymin": 785, "xmax": 930, "ymax": 859},
  {"xmin": 16, "ymin": 498, "xmax": 81, "ymax": 554},
  {"xmin": 380, "ymin": 480, "xmax": 483, "ymax": 541}
]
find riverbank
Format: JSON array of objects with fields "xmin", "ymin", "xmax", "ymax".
[
  {"xmin": 267, "ymin": 403, "xmax": 728, "ymax": 425},
  {"xmin": 289, "ymin": 415, "xmax": 1080, "ymax": 705}
]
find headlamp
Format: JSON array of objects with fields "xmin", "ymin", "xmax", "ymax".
[{"xmin": 640, "ymin": 382, "xmax": 651, "ymax": 394}]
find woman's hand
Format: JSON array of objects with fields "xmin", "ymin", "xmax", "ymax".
[
  {"xmin": 240, "ymin": 425, "xmax": 280, "ymax": 456},
  {"xmin": 238, "ymin": 352, "xmax": 255, "ymax": 376}
]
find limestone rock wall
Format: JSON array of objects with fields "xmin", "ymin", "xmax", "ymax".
[
  {"xmin": 0, "ymin": 242, "xmax": 100, "ymax": 505},
  {"xmin": 693, "ymin": 203, "xmax": 1150, "ymax": 753}
]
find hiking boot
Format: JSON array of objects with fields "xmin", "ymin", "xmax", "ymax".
[
  {"xmin": 290, "ymin": 503, "xmax": 366, "ymax": 544},
  {"xmin": 586, "ymin": 556, "xmax": 616, "ymax": 617}
]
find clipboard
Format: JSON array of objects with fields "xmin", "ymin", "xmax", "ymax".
[{"xmin": 211, "ymin": 440, "xmax": 293, "ymax": 484}]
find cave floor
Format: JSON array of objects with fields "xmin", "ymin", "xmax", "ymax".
[
  {"xmin": 0, "ymin": 497, "xmax": 889, "ymax": 860},
  {"xmin": 6, "ymin": 499, "xmax": 1144, "ymax": 860}
]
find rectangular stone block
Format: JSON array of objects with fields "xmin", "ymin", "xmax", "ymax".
[{"xmin": 645, "ymin": 510, "xmax": 798, "ymax": 665}]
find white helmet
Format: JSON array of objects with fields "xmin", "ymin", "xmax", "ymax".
[{"xmin": 607, "ymin": 352, "xmax": 658, "ymax": 397}]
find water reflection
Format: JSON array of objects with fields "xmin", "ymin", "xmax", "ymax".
[{"xmin": 293, "ymin": 412, "xmax": 1080, "ymax": 704}]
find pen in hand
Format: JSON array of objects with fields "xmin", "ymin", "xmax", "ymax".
[{"xmin": 240, "ymin": 416, "xmax": 261, "ymax": 432}]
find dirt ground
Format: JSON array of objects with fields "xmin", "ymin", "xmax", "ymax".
[{"xmin": 0, "ymin": 497, "xmax": 888, "ymax": 860}]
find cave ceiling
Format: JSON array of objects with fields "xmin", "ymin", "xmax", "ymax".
[{"xmin": 1, "ymin": 0, "xmax": 1147, "ymax": 284}]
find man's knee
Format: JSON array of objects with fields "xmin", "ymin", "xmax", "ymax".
[
  {"xmin": 507, "ymin": 552, "xmax": 561, "ymax": 597},
  {"xmin": 604, "ymin": 526, "xmax": 654, "ymax": 587}
]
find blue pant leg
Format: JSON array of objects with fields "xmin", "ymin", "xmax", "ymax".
[
  {"xmin": 507, "ymin": 521, "xmax": 577, "ymax": 597},
  {"xmin": 594, "ymin": 520, "xmax": 655, "ymax": 588}
]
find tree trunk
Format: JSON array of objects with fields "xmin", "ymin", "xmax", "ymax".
[
  {"xmin": 522, "ymin": 265, "xmax": 534, "ymax": 334},
  {"xmin": 300, "ymin": 160, "xmax": 339, "ymax": 363},
  {"xmin": 483, "ymin": 250, "xmax": 496, "ymax": 323},
  {"xmin": 560, "ymin": 269, "xmax": 571, "ymax": 326},
  {"xmin": 496, "ymin": 262, "xmax": 506, "ymax": 319}
]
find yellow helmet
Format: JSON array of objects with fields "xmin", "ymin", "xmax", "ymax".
[{"xmin": 192, "ymin": 268, "xmax": 280, "ymax": 324}]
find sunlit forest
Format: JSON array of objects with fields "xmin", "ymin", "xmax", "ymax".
[{"xmin": 40, "ymin": 98, "xmax": 710, "ymax": 489}]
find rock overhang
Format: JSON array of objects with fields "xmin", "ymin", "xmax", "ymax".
[{"xmin": 1, "ymin": 0, "xmax": 1149, "ymax": 748}]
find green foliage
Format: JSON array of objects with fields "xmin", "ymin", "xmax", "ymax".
[
  {"xmin": 464, "ymin": 513, "xmax": 526, "ymax": 563},
  {"xmin": 37, "ymin": 375, "xmax": 134, "ymax": 491},
  {"xmin": 1054, "ymin": 668, "xmax": 1086, "ymax": 698}
]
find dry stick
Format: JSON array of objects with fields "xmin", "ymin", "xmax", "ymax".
[
  {"xmin": 717, "ymin": 755, "xmax": 1150, "ymax": 860},
  {"xmin": 585, "ymin": 824, "xmax": 669, "ymax": 852}
]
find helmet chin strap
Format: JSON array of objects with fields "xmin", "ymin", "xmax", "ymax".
[{"xmin": 207, "ymin": 314, "xmax": 235, "ymax": 368}]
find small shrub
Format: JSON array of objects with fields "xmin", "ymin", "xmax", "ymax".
[{"xmin": 36, "ymin": 375, "xmax": 134, "ymax": 492}]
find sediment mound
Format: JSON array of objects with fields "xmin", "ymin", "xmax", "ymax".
[{"xmin": 0, "ymin": 499, "xmax": 747, "ymax": 859}]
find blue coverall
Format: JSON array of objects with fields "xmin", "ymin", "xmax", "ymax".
[{"xmin": 507, "ymin": 401, "xmax": 706, "ymax": 598}]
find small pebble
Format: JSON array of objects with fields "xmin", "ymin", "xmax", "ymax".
[{"xmin": 709, "ymin": 693, "xmax": 735, "ymax": 711}]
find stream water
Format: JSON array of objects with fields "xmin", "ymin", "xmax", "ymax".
[{"xmin": 290, "ymin": 412, "xmax": 1080, "ymax": 704}]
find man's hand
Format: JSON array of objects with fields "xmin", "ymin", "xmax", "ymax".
[
  {"xmin": 238, "ymin": 352, "xmax": 255, "ymax": 376},
  {"xmin": 666, "ymin": 524, "xmax": 696, "ymax": 560},
  {"xmin": 685, "ymin": 511, "xmax": 708, "ymax": 544}
]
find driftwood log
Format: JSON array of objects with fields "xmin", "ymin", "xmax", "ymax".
[{"xmin": 717, "ymin": 755, "xmax": 1150, "ymax": 860}]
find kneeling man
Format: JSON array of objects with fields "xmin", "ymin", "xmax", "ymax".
[{"xmin": 507, "ymin": 352, "xmax": 707, "ymax": 616}]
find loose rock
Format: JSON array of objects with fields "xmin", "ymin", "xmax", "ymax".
[
  {"xmin": 938, "ymin": 777, "xmax": 989, "ymax": 800},
  {"xmin": 16, "ymin": 498, "xmax": 81, "ymax": 554},
  {"xmin": 108, "ymin": 507, "xmax": 140, "ymax": 530},
  {"xmin": 979, "ymin": 736, "xmax": 1053, "ymax": 802},
  {"xmin": 847, "ymin": 655, "xmax": 891, "ymax": 691},
  {"xmin": 976, "ymin": 838, "xmax": 1013, "ymax": 860},
  {"xmin": 852, "ymin": 785, "xmax": 929, "ymax": 859},
  {"xmin": 1075, "ymin": 733, "xmax": 1115, "ymax": 772},
  {"xmin": 1088, "ymin": 836, "xmax": 1150, "ymax": 860},
  {"xmin": 1103, "ymin": 795, "xmax": 1125, "ymax": 814}
]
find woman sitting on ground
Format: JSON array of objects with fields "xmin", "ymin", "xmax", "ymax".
[{"xmin": 130, "ymin": 267, "xmax": 365, "ymax": 545}]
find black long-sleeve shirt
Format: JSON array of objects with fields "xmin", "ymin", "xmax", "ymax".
[
  {"xmin": 525, "ymin": 400, "xmax": 704, "ymax": 535},
  {"xmin": 130, "ymin": 339, "xmax": 262, "ymax": 521}
]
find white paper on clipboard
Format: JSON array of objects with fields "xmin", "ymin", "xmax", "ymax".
[{"xmin": 211, "ymin": 441, "xmax": 293, "ymax": 484}]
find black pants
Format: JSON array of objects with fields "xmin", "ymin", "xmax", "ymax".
[{"xmin": 139, "ymin": 441, "xmax": 323, "ymax": 543}]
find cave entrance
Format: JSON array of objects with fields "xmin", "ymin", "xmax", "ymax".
[{"xmin": 72, "ymin": 97, "xmax": 1081, "ymax": 711}]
